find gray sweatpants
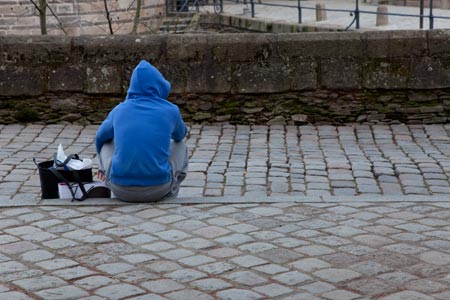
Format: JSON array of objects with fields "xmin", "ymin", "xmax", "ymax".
[{"xmin": 98, "ymin": 140, "xmax": 188, "ymax": 203}]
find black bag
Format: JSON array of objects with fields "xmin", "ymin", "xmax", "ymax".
[{"xmin": 34, "ymin": 155, "xmax": 94, "ymax": 200}]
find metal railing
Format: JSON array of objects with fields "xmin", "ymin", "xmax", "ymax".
[
  {"xmin": 233, "ymin": 0, "xmax": 448, "ymax": 30},
  {"xmin": 165, "ymin": 0, "xmax": 223, "ymax": 32},
  {"xmin": 165, "ymin": 0, "xmax": 197, "ymax": 32},
  {"xmin": 167, "ymin": 0, "xmax": 223, "ymax": 14},
  {"xmin": 168, "ymin": 0, "xmax": 450, "ymax": 30}
]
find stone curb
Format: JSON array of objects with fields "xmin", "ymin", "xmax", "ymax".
[{"xmin": 1, "ymin": 195, "xmax": 450, "ymax": 207}]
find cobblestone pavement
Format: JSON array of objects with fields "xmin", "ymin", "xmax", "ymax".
[
  {"xmin": 2, "ymin": 123, "xmax": 450, "ymax": 203},
  {"xmin": 1, "ymin": 201, "xmax": 450, "ymax": 300},
  {"xmin": 2, "ymin": 123, "xmax": 450, "ymax": 299}
]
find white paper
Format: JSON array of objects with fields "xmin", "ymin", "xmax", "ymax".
[
  {"xmin": 56, "ymin": 144, "xmax": 92, "ymax": 170},
  {"xmin": 58, "ymin": 181, "xmax": 107, "ymax": 199}
]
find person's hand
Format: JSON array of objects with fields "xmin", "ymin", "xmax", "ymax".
[{"xmin": 97, "ymin": 171, "xmax": 106, "ymax": 182}]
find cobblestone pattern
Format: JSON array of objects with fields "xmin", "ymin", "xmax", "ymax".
[
  {"xmin": 1, "ymin": 124, "xmax": 450, "ymax": 202},
  {"xmin": 1, "ymin": 202, "xmax": 450, "ymax": 299}
]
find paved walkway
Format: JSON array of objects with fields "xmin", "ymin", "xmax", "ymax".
[
  {"xmin": 2, "ymin": 123, "xmax": 450, "ymax": 203},
  {"xmin": 2, "ymin": 123, "xmax": 450, "ymax": 299},
  {"xmin": 1, "ymin": 202, "xmax": 450, "ymax": 299},
  {"xmin": 201, "ymin": 0, "xmax": 450, "ymax": 31}
]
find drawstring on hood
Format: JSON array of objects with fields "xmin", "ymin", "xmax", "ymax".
[{"xmin": 126, "ymin": 60, "xmax": 171, "ymax": 100}]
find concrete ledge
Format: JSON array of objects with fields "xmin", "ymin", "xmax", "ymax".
[
  {"xmin": 202, "ymin": 13, "xmax": 344, "ymax": 33},
  {"xmin": 2, "ymin": 30, "xmax": 450, "ymax": 95},
  {"xmin": 320, "ymin": 194, "xmax": 450, "ymax": 203},
  {"xmin": 2, "ymin": 195, "xmax": 450, "ymax": 207}
]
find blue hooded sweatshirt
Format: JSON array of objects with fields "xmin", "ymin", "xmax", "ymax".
[{"xmin": 95, "ymin": 60, "xmax": 187, "ymax": 186}]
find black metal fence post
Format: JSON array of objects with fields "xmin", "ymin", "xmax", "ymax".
[
  {"xmin": 355, "ymin": 0, "xmax": 360, "ymax": 29},
  {"xmin": 298, "ymin": 0, "xmax": 302, "ymax": 23},
  {"xmin": 430, "ymin": 0, "xmax": 434, "ymax": 29},
  {"xmin": 419, "ymin": 0, "xmax": 424, "ymax": 28},
  {"xmin": 250, "ymin": 0, "xmax": 255, "ymax": 17}
]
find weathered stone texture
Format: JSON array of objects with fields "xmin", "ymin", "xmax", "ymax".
[
  {"xmin": 0, "ymin": 67, "xmax": 45, "ymax": 96},
  {"xmin": 48, "ymin": 66, "xmax": 84, "ymax": 92},
  {"xmin": 1, "ymin": 31, "xmax": 450, "ymax": 124}
]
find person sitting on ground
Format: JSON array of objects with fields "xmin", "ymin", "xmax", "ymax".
[{"xmin": 95, "ymin": 60, "xmax": 188, "ymax": 202}]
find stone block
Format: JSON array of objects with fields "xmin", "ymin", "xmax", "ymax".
[
  {"xmin": 362, "ymin": 59, "xmax": 410, "ymax": 89},
  {"xmin": 231, "ymin": 17, "xmax": 252, "ymax": 31},
  {"xmin": 428, "ymin": 29, "xmax": 450, "ymax": 56},
  {"xmin": 1, "ymin": 4, "xmax": 29, "ymax": 14},
  {"xmin": 185, "ymin": 62, "xmax": 231, "ymax": 93},
  {"xmin": 409, "ymin": 57, "xmax": 450, "ymax": 89},
  {"xmin": 362, "ymin": 30, "xmax": 428, "ymax": 58},
  {"xmin": 379, "ymin": 290, "xmax": 434, "ymax": 300},
  {"xmin": 0, "ymin": 66, "xmax": 44, "ymax": 96},
  {"xmin": 198, "ymin": 13, "xmax": 220, "ymax": 27},
  {"xmin": 167, "ymin": 34, "xmax": 210, "ymax": 61},
  {"xmin": 55, "ymin": 4, "xmax": 74, "ymax": 14},
  {"xmin": 320, "ymin": 59, "xmax": 361, "ymax": 89},
  {"xmin": 275, "ymin": 32, "xmax": 363, "ymax": 58},
  {"xmin": 1, "ymin": 36, "xmax": 71, "ymax": 65},
  {"xmin": 217, "ymin": 14, "xmax": 232, "ymax": 27},
  {"xmin": 48, "ymin": 66, "xmax": 84, "ymax": 92},
  {"xmin": 271, "ymin": 22, "xmax": 296, "ymax": 33},
  {"xmin": 36, "ymin": 286, "xmax": 88, "ymax": 300},
  {"xmin": 72, "ymin": 35, "xmax": 162, "ymax": 63},
  {"xmin": 0, "ymin": 17, "xmax": 16, "ymax": 26},
  {"xmin": 207, "ymin": 33, "xmax": 276, "ymax": 63},
  {"xmin": 227, "ymin": 16, "xmax": 269, "ymax": 32},
  {"xmin": 251, "ymin": 20, "xmax": 271, "ymax": 33},
  {"xmin": 85, "ymin": 65, "xmax": 122, "ymax": 94},
  {"xmin": 95, "ymin": 283, "xmax": 145, "ymax": 299},
  {"xmin": 292, "ymin": 61, "xmax": 318, "ymax": 90},
  {"xmin": 236, "ymin": 62, "xmax": 292, "ymax": 93},
  {"xmin": 216, "ymin": 289, "xmax": 263, "ymax": 300}
]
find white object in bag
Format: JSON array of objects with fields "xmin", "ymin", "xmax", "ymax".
[
  {"xmin": 56, "ymin": 144, "xmax": 92, "ymax": 170},
  {"xmin": 58, "ymin": 181, "xmax": 108, "ymax": 199}
]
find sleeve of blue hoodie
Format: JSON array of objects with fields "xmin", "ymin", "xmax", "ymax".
[
  {"xmin": 95, "ymin": 110, "xmax": 115, "ymax": 154},
  {"xmin": 172, "ymin": 107, "xmax": 187, "ymax": 142}
]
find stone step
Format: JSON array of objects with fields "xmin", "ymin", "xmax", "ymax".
[
  {"xmin": 389, "ymin": 0, "xmax": 443, "ymax": 8},
  {"xmin": 159, "ymin": 14, "xmax": 197, "ymax": 33}
]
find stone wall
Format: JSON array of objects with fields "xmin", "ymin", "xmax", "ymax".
[
  {"xmin": 2, "ymin": 31, "xmax": 450, "ymax": 125},
  {"xmin": 0, "ymin": 0, "xmax": 166, "ymax": 36}
]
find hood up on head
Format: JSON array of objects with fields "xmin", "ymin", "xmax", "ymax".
[{"xmin": 126, "ymin": 60, "xmax": 171, "ymax": 100}]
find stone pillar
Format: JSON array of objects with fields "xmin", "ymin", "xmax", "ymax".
[
  {"xmin": 316, "ymin": 4, "xmax": 327, "ymax": 21},
  {"xmin": 376, "ymin": 6, "xmax": 389, "ymax": 26}
]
